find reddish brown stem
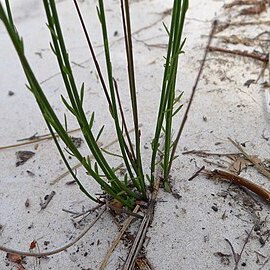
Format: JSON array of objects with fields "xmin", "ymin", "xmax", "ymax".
[
  {"xmin": 224, "ymin": 0, "xmax": 269, "ymax": 8},
  {"xmin": 208, "ymin": 46, "xmax": 269, "ymax": 63},
  {"xmin": 204, "ymin": 169, "xmax": 270, "ymax": 202}
]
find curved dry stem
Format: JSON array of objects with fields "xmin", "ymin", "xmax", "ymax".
[{"xmin": 0, "ymin": 208, "xmax": 105, "ymax": 257}]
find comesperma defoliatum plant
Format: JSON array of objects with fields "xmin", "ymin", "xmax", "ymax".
[{"xmin": 0, "ymin": 0, "xmax": 188, "ymax": 210}]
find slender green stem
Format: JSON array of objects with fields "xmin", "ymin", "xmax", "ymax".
[
  {"xmin": 120, "ymin": 0, "xmax": 146, "ymax": 196},
  {"xmin": 0, "ymin": 0, "xmax": 143, "ymax": 209},
  {"xmin": 73, "ymin": 0, "xmax": 143, "ymax": 194},
  {"xmin": 72, "ymin": 0, "xmax": 112, "ymax": 109},
  {"xmin": 98, "ymin": 0, "xmax": 146, "ymax": 198},
  {"xmin": 44, "ymin": 0, "xmax": 132, "ymax": 195},
  {"xmin": 1, "ymin": 0, "xmax": 189, "ymax": 208},
  {"xmin": 151, "ymin": 0, "xmax": 188, "ymax": 183}
]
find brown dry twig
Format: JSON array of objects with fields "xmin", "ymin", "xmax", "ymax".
[
  {"xmin": 215, "ymin": 33, "xmax": 270, "ymax": 47},
  {"xmin": 99, "ymin": 205, "xmax": 140, "ymax": 270},
  {"xmin": 135, "ymin": 256, "xmax": 154, "ymax": 270},
  {"xmin": 0, "ymin": 208, "xmax": 105, "ymax": 257},
  {"xmin": 224, "ymin": 0, "xmax": 270, "ymax": 8},
  {"xmin": 167, "ymin": 19, "xmax": 218, "ymax": 173},
  {"xmin": 182, "ymin": 149, "xmax": 240, "ymax": 157},
  {"xmin": 122, "ymin": 180, "xmax": 159, "ymax": 270},
  {"xmin": 215, "ymin": 20, "xmax": 270, "ymax": 33},
  {"xmin": 225, "ymin": 225, "xmax": 255, "ymax": 270},
  {"xmin": 208, "ymin": 46, "xmax": 269, "ymax": 63},
  {"xmin": 0, "ymin": 128, "xmax": 80, "ymax": 151},
  {"xmin": 188, "ymin": 166, "xmax": 205, "ymax": 181},
  {"xmin": 239, "ymin": 3, "xmax": 267, "ymax": 16},
  {"xmin": 122, "ymin": 134, "xmax": 165, "ymax": 270},
  {"xmin": 203, "ymin": 169, "xmax": 270, "ymax": 203}
]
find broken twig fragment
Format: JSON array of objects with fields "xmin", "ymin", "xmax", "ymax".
[
  {"xmin": 188, "ymin": 166, "xmax": 205, "ymax": 181},
  {"xmin": 203, "ymin": 169, "xmax": 270, "ymax": 203},
  {"xmin": 40, "ymin": 191, "xmax": 56, "ymax": 210}
]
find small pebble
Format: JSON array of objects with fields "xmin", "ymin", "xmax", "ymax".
[{"xmin": 44, "ymin": 241, "xmax": 50, "ymax": 246}]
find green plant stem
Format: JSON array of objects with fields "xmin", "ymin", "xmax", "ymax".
[
  {"xmin": 113, "ymin": 79, "xmax": 136, "ymax": 162},
  {"xmin": 98, "ymin": 0, "xmax": 146, "ymax": 198},
  {"xmin": 1, "ymin": 0, "xmax": 189, "ymax": 208},
  {"xmin": 120, "ymin": 0, "xmax": 146, "ymax": 197},
  {"xmin": 44, "ymin": 0, "xmax": 141, "ymax": 202},
  {"xmin": 73, "ymin": 1, "xmax": 143, "ymax": 192},
  {"xmin": 167, "ymin": 19, "xmax": 216, "ymax": 176},
  {"xmin": 150, "ymin": 0, "xmax": 188, "ymax": 184},
  {"xmin": 72, "ymin": 0, "xmax": 112, "ymax": 109},
  {"xmin": 0, "ymin": 1, "xmax": 142, "ymax": 208}
]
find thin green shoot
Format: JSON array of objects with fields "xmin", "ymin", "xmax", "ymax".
[{"xmin": 0, "ymin": 0, "xmax": 189, "ymax": 210}]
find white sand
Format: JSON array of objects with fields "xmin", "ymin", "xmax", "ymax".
[{"xmin": 0, "ymin": 0, "xmax": 269, "ymax": 269}]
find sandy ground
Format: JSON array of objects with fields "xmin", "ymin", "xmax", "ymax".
[{"xmin": 0, "ymin": 0, "xmax": 270, "ymax": 269}]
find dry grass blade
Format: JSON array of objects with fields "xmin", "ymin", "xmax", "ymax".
[
  {"xmin": 167, "ymin": 19, "xmax": 218, "ymax": 176},
  {"xmin": 0, "ymin": 128, "xmax": 80, "ymax": 150},
  {"xmin": 99, "ymin": 205, "xmax": 140, "ymax": 270},
  {"xmin": 122, "ymin": 198, "xmax": 156, "ymax": 270},
  {"xmin": 122, "ymin": 137, "xmax": 164, "ymax": 270},
  {"xmin": 225, "ymin": 225, "xmax": 255, "ymax": 270},
  {"xmin": 182, "ymin": 149, "xmax": 240, "ymax": 157},
  {"xmin": 51, "ymin": 161, "xmax": 82, "ymax": 185}
]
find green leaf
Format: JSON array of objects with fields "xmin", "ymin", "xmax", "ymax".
[
  {"xmin": 164, "ymin": 181, "xmax": 171, "ymax": 192},
  {"xmin": 172, "ymin": 104, "xmax": 183, "ymax": 117},
  {"xmin": 88, "ymin": 112, "xmax": 95, "ymax": 129},
  {"xmin": 62, "ymin": 65, "xmax": 70, "ymax": 76},
  {"xmin": 179, "ymin": 38, "xmax": 186, "ymax": 52},
  {"xmin": 46, "ymin": 23, "xmax": 58, "ymax": 40},
  {"xmin": 96, "ymin": 125, "xmax": 104, "ymax": 142},
  {"xmin": 101, "ymin": 148, "xmax": 123, "ymax": 159},
  {"xmin": 80, "ymin": 82, "xmax": 85, "ymax": 105},
  {"xmin": 64, "ymin": 113, "xmax": 68, "ymax": 131},
  {"xmin": 146, "ymin": 174, "xmax": 151, "ymax": 183},
  {"xmin": 86, "ymin": 155, "xmax": 91, "ymax": 167},
  {"xmin": 20, "ymin": 37, "xmax": 24, "ymax": 53},
  {"xmin": 96, "ymin": 6, "xmax": 101, "ymax": 21},
  {"xmin": 173, "ymin": 91, "xmax": 184, "ymax": 105},
  {"xmin": 5, "ymin": 0, "xmax": 14, "ymax": 27},
  {"xmin": 162, "ymin": 22, "xmax": 170, "ymax": 36},
  {"xmin": 124, "ymin": 174, "xmax": 128, "ymax": 185},
  {"xmin": 61, "ymin": 95, "xmax": 77, "ymax": 116},
  {"xmin": 49, "ymin": 42, "xmax": 56, "ymax": 55},
  {"xmin": 65, "ymin": 147, "xmax": 75, "ymax": 157},
  {"xmin": 94, "ymin": 162, "xmax": 99, "ymax": 175}
]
